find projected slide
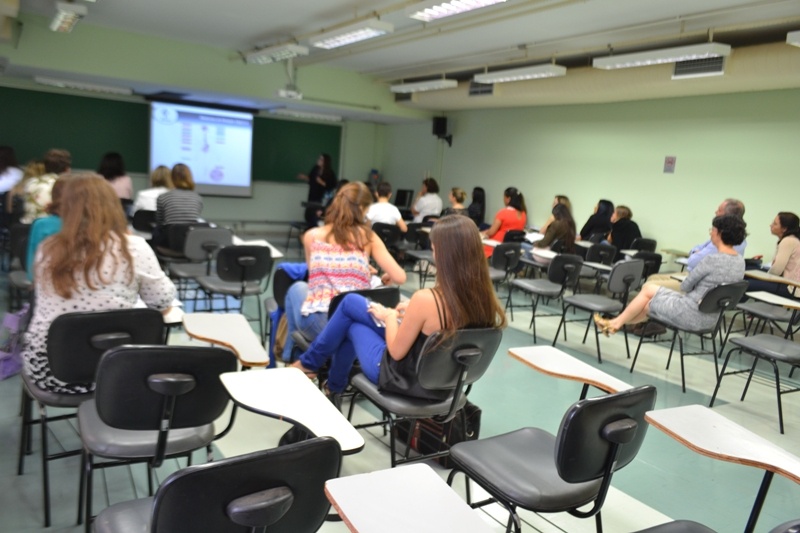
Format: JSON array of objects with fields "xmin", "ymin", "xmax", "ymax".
[{"xmin": 150, "ymin": 101, "xmax": 254, "ymax": 197}]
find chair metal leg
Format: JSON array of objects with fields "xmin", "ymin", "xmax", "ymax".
[
  {"xmin": 769, "ymin": 360, "xmax": 785, "ymax": 434},
  {"xmin": 592, "ymin": 320, "xmax": 603, "ymax": 364},
  {"xmin": 594, "ymin": 510, "xmax": 604, "ymax": 533},
  {"xmin": 665, "ymin": 331, "xmax": 678, "ymax": 370},
  {"xmin": 630, "ymin": 335, "xmax": 646, "ymax": 373},
  {"xmin": 17, "ymin": 390, "xmax": 32, "ymax": 475},
  {"xmin": 678, "ymin": 336, "xmax": 686, "ymax": 393},
  {"xmin": 741, "ymin": 357, "xmax": 760, "ymax": 402},
  {"xmin": 710, "ymin": 347, "xmax": 739, "ymax": 407},
  {"xmin": 39, "ymin": 403, "xmax": 51, "ymax": 527},
  {"xmin": 77, "ymin": 451, "xmax": 86, "ymax": 525},
  {"xmin": 84, "ymin": 454, "xmax": 94, "ymax": 532}
]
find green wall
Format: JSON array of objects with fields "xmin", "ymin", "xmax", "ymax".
[{"xmin": 382, "ymin": 89, "xmax": 800, "ymax": 260}]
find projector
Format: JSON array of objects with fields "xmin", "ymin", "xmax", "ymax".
[{"xmin": 277, "ymin": 89, "xmax": 303, "ymax": 100}]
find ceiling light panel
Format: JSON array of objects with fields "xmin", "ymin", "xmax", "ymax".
[
  {"xmin": 593, "ymin": 42, "xmax": 731, "ymax": 70},
  {"xmin": 245, "ymin": 44, "xmax": 308, "ymax": 65},
  {"xmin": 474, "ymin": 64, "xmax": 566, "ymax": 84},
  {"xmin": 34, "ymin": 76, "xmax": 133, "ymax": 95},
  {"xmin": 788, "ymin": 30, "xmax": 800, "ymax": 48},
  {"xmin": 49, "ymin": 1, "xmax": 87, "ymax": 33},
  {"xmin": 390, "ymin": 79, "xmax": 458, "ymax": 93},
  {"xmin": 407, "ymin": 0, "xmax": 508, "ymax": 22},
  {"xmin": 270, "ymin": 109, "xmax": 342, "ymax": 122},
  {"xmin": 310, "ymin": 19, "xmax": 393, "ymax": 50}
]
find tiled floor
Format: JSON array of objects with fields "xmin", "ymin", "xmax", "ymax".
[{"xmin": 1, "ymin": 234, "xmax": 798, "ymax": 532}]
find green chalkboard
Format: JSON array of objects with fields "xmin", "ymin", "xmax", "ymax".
[{"xmin": 0, "ymin": 86, "xmax": 341, "ymax": 183}]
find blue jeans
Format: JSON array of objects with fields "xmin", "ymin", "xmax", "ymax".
[
  {"xmin": 298, "ymin": 294, "xmax": 386, "ymax": 393},
  {"xmin": 746, "ymin": 278, "xmax": 800, "ymax": 301},
  {"xmin": 282, "ymin": 282, "xmax": 328, "ymax": 362}
]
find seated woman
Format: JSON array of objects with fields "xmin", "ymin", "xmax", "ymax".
[
  {"xmin": 746, "ymin": 212, "xmax": 800, "ymax": 299},
  {"xmin": 282, "ymin": 182, "xmax": 406, "ymax": 362},
  {"xmin": 608, "ymin": 205, "xmax": 642, "ymax": 261},
  {"xmin": 26, "ymin": 176, "xmax": 67, "ymax": 281},
  {"xmin": 594, "ymin": 215, "xmax": 746, "ymax": 335},
  {"xmin": 440, "ymin": 187, "xmax": 468, "ymax": 217},
  {"xmin": 23, "ymin": 174, "xmax": 175, "ymax": 394},
  {"xmin": 481, "ymin": 186, "xmax": 527, "ymax": 256},
  {"xmin": 291, "ymin": 215, "xmax": 506, "ymax": 399},
  {"xmin": 534, "ymin": 203, "xmax": 576, "ymax": 253},
  {"xmin": 538, "ymin": 195, "xmax": 571, "ymax": 234},
  {"xmin": 579, "ymin": 199, "xmax": 614, "ymax": 241},
  {"xmin": 97, "ymin": 151, "xmax": 133, "ymax": 200},
  {"xmin": 153, "ymin": 163, "xmax": 203, "ymax": 248},
  {"xmin": 467, "ymin": 186, "xmax": 486, "ymax": 228},
  {"xmin": 411, "ymin": 177, "xmax": 443, "ymax": 223},
  {"xmin": 133, "ymin": 165, "xmax": 173, "ymax": 213}
]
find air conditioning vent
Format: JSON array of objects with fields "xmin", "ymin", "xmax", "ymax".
[
  {"xmin": 468, "ymin": 81, "xmax": 494, "ymax": 96},
  {"xmin": 672, "ymin": 56, "xmax": 725, "ymax": 80},
  {"xmin": 394, "ymin": 92, "xmax": 412, "ymax": 102}
]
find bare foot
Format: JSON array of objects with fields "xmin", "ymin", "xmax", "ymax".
[{"xmin": 290, "ymin": 360, "xmax": 318, "ymax": 380}]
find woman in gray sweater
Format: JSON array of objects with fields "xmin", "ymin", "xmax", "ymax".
[{"xmin": 595, "ymin": 214, "xmax": 746, "ymax": 334}]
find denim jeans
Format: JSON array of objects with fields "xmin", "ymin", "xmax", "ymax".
[
  {"xmin": 282, "ymin": 282, "xmax": 328, "ymax": 362},
  {"xmin": 298, "ymin": 293, "xmax": 386, "ymax": 393}
]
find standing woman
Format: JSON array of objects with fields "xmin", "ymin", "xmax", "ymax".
[
  {"xmin": 481, "ymin": 187, "xmax": 527, "ymax": 256},
  {"xmin": 23, "ymin": 174, "xmax": 175, "ymax": 394},
  {"xmin": 97, "ymin": 152, "xmax": 133, "ymax": 200},
  {"xmin": 297, "ymin": 153, "xmax": 337, "ymax": 204},
  {"xmin": 292, "ymin": 215, "xmax": 506, "ymax": 398},
  {"xmin": 282, "ymin": 182, "xmax": 406, "ymax": 362},
  {"xmin": 539, "ymin": 195, "xmax": 571, "ymax": 234},
  {"xmin": 467, "ymin": 186, "xmax": 486, "ymax": 228},
  {"xmin": 746, "ymin": 212, "xmax": 800, "ymax": 299},
  {"xmin": 578, "ymin": 199, "xmax": 614, "ymax": 241}
]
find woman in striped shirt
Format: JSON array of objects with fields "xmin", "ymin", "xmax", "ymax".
[{"xmin": 153, "ymin": 163, "xmax": 203, "ymax": 247}]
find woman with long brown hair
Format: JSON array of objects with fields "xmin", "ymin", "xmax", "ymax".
[
  {"xmin": 292, "ymin": 215, "xmax": 506, "ymax": 399},
  {"xmin": 282, "ymin": 181, "xmax": 406, "ymax": 362},
  {"xmin": 23, "ymin": 173, "xmax": 175, "ymax": 394}
]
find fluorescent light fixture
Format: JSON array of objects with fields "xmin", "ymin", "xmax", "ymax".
[
  {"xmin": 390, "ymin": 79, "xmax": 458, "ymax": 93},
  {"xmin": 49, "ymin": 1, "xmax": 87, "ymax": 33},
  {"xmin": 474, "ymin": 63, "xmax": 566, "ymax": 84},
  {"xmin": 788, "ymin": 30, "xmax": 800, "ymax": 48},
  {"xmin": 269, "ymin": 109, "xmax": 342, "ymax": 122},
  {"xmin": 34, "ymin": 76, "xmax": 133, "ymax": 96},
  {"xmin": 245, "ymin": 43, "xmax": 308, "ymax": 65},
  {"xmin": 310, "ymin": 18, "xmax": 393, "ymax": 50},
  {"xmin": 407, "ymin": 0, "xmax": 507, "ymax": 22},
  {"xmin": 593, "ymin": 42, "xmax": 731, "ymax": 70}
]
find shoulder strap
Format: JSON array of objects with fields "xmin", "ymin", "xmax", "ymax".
[{"xmin": 430, "ymin": 288, "xmax": 447, "ymax": 329}]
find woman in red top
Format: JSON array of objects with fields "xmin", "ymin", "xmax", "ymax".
[{"xmin": 481, "ymin": 187, "xmax": 527, "ymax": 257}]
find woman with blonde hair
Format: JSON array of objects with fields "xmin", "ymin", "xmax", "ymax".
[
  {"xmin": 23, "ymin": 174, "xmax": 175, "ymax": 394},
  {"xmin": 153, "ymin": 163, "xmax": 203, "ymax": 247},
  {"xmin": 282, "ymin": 182, "xmax": 406, "ymax": 362},
  {"xmin": 132, "ymin": 165, "xmax": 173, "ymax": 213},
  {"xmin": 293, "ymin": 215, "xmax": 506, "ymax": 398}
]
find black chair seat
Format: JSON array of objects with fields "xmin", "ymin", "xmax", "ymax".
[
  {"xmin": 736, "ymin": 301, "xmax": 794, "ymax": 322},
  {"xmin": 770, "ymin": 519, "xmax": 800, "ymax": 533},
  {"xmin": 562, "ymin": 294, "xmax": 623, "ymax": 314},
  {"xmin": 93, "ymin": 497, "xmax": 154, "ymax": 533},
  {"xmin": 488, "ymin": 267, "xmax": 507, "ymax": 282},
  {"xmin": 510, "ymin": 278, "xmax": 561, "ymax": 298},
  {"xmin": 78, "ymin": 399, "xmax": 215, "ymax": 459},
  {"xmin": 450, "ymin": 427, "xmax": 601, "ymax": 512},
  {"xmin": 351, "ymin": 374, "xmax": 466, "ymax": 418},
  {"xmin": 22, "ymin": 372, "xmax": 91, "ymax": 409},
  {"xmin": 634, "ymin": 520, "xmax": 717, "ymax": 533},
  {"xmin": 196, "ymin": 277, "xmax": 262, "ymax": 295},
  {"xmin": 169, "ymin": 262, "xmax": 212, "ymax": 279},
  {"xmin": 730, "ymin": 334, "xmax": 800, "ymax": 362}
]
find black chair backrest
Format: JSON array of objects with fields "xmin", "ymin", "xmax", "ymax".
[
  {"xmin": 167, "ymin": 222, "xmax": 211, "ymax": 252},
  {"xmin": 546, "ymin": 253, "xmax": 583, "ymax": 288},
  {"xmin": 503, "ymin": 230, "xmax": 526, "ymax": 243},
  {"xmin": 632, "ymin": 251, "xmax": 662, "ymax": 279},
  {"xmin": 587, "ymin": 232, "xmax": 606, "ymax": 244},
  {"xmin": 606, "ymin": 259, "xmax": 644, "ymax": 300},
  {"xmin": 631, "ymin": 238, "xmax": 657, "ymax": 252},
  {"xmin": 422, "ymin": 214, "xmax": 440, "ymax": 224},
  {"xmin": 132, "ymin": 210, "xmax": 157, "ymax": 233},
  {"xmin": 150, "ymin": 437, "xmax": 342, "ymax": 533},
  {"xmin": 94, "ymin": 345, "xmax": 236, "ymax": 432},
  {"xmin": 404, "ymin": 222, "xmax": 422, "ymax": 245},
  {"xmin": 491, "ymin": 243, "xmax": 521, "ymax": 273},
  {"xmin": 183, "ymin": 226, "xmax": 233, "ymax": 263},
  {"xmin": 372, "ymin": 222, "xmax": 402, "ymax": 247},
  {"xmin": 271, "ymin": 268, "xmax": 302, "ymax": 310},
  {"xmin": 416, "ymin": 227, "xmax": 431, "ymax": 249},
  {"xmin": 328, "ymin": 287, "xmax": 401, "ymax": 318},
  {"xmin": 10, "ymin": 223, "xmax": 31, "ymax": 267},
  {"xmin": 216, "ymin": 245, "xmax": 273, "ymax": 284},
  {"xmin": 698, "ymin": 281, "xmax": 749, "ymax": 326},
  {"xmin": 47, "ymin": 308, "xmax": 165, "ymax": 384},
  {"xmin": 416, "ymin": 328, "xmax": 503, "ymax": 421},
  {"xmin": 550, "ymin": 239, "xmax": 565, "ymax": 253},
  {"xmin": 555, "ymin": 384, "xmax": 657, "ymax": 483},
  {"xmin": 586, "ymin": 243, "xmax": 617, "ymax": 266}
]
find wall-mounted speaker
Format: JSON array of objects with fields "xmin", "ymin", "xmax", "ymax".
[{"xmin": 432, "ymin": 116, "xmax": 448, "ymax": 137}]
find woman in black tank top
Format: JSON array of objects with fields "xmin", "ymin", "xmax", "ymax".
[{"xmin": 292, "ymin": 215, "xmax": 506, "ymax": 399}]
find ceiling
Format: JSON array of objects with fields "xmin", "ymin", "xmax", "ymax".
[{"xmin": 9, "ymin": 0, "xmax": 800, "ymax": 117}]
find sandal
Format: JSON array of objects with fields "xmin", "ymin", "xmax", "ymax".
[
  {"xmin": 289, "ymin": 360, "xmax": 318, "ymax": 381},
  {"xmin": 593, "ymin": 313, "xmax": 619, "ymax": 337}
]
